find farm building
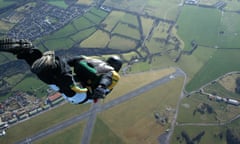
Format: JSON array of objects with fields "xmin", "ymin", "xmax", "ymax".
[
  {"xmin": 227, "ymin": 99, "xmax": 240, "ymax": 106},
  {"xmin": 185, "ymin": 0, "xmax": 199, "ymax": 5},
  {"xmin": 48, "ymin": 92, "xmax": 62, "ymax": 102},
  {"xmin": 208, "ymin": 95, "xmax": 240, "ymax": 106},
  {"xmin": 46, "ymin": 92, "xmax": 64, "ymax": 106}
]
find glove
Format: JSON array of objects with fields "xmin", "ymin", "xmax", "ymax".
[{"xmin": 92, "ymin": 86, "xmax": 109, "ymax": 99}]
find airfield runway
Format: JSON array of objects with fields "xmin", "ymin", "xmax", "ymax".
[{"xmin": 15, "ymin": 68, "xmax": 185, "ymax": 144}]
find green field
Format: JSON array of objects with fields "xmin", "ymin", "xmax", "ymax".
[
  {"xmin": 43, "ymin": 0, "xmax": 68, "ymax": 8},
  {"xmin": 73, "ymin": 17, "xmax": 94, "ymax": 31},
  {"xmin": 217, "ymin": 11, "xmax": 240, "ymax": 48},
  {"xmin": 175, "ymin": 90, "xmax": 240, "ymax": 142},
  {"xmin": 76, "ymin": 0, "xmax": 94, "ymax": 5},
  {"xmin": 108, "ymin": 36, "xmax": 137, "ymax": 50},
  {"xmin": 140, "ymin": 17, "xmax": 154, "ymax": 36},
  {"xmin": 0, "ymin": 0, "xmax": 16, "ymax": 9},
  {"xmin": 176, "ymin": 5, "xmax": 240, "ymax": 91},
  {"xmin": 177, "ymin": 6, "xmax": 220, "ymax": 51},
  {"xmin": 89, "ymin": 7, "xmax": 109, "ymax": 18},
  {"xmin": 185, "ymin": 49, "xmax": 240, "ymax": 91},
  {"xmin": 177, "ymin": 5, "xmax": 240, "ymax": 50},
  {"xmin": 35, "ymin": 120, "xmax": 87, "ymax": 144},
  {"xmin": 12, "ymin": 75, "xmax": 49, "ymax": 98},
  {"xmin": 98, "ymin": 77, "xmax": 184, "ymax": 144},
  {"xmin": 80, "ymin": 30, "xmax": 110, "ymax": 48},
  {"xmin": 103, "ymin": 0, "xmax": 180, "ymax": 20},
  {"xmin": 90, "ymin": 118, "xmax": 124, "ymax": 144},
  {"xmin": 113, "ymin": 22, "xmax": 140, "ymax": 40},
  {"xmin": 172, "ymin": 125, "xmax": 226, "ymax": 144}
]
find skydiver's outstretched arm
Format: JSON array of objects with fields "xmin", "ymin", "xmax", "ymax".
[{"xmin": 92, "ymin": 70, "xmax": 120, "ymax": 99}]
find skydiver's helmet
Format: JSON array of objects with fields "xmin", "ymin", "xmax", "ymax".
[
  {"xmin": 106, "ymin": 55, "xmax": 123, "ymax": 72},
  {"xmin": 31, "ymin": 51, "xmax": 57, "ymax": 73}
]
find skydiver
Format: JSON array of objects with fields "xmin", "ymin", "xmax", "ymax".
[
  {"xmin": 67, "ymin": 55, "xmax": 123, "ymax": 103},
  {"xmin": 0, "ymin": 38, "xmax": 122, "ymax": 104},
  {"xmin": 0, "ymin": 38, "xmax": 88, "ymax": 104}
]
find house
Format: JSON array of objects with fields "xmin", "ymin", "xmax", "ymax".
[
  {"xmin": 0, "ymin": 103, "xmax": 4, "ymax": 114},
  {"xmin": 0, "ymin": 122, "xmax": 8, "ymax": 130},
  {"xmin": 48, "ymin": 92, "xmax": 62, "ymax": 102},
  {"xmin": 47, "ymin": 92, "xmax": 64, "ymax": 106},
  {"xmin": 8, "ymin": 117, "xmax": 17, "ymax": 124},
  {"xmin": 0, "ymin": 130, "xmax": 6, "ymax": 136},
  {"xmin": 208, "ymin": 95, "xmax": 240, "ymax": 106},
  {"xmin": 185, "ymin": 0, "xmax": 199, "ymax": 5}
]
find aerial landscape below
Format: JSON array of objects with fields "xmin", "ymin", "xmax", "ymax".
[{"xmin": 0, "ymin": 0, "xmax": 240, "ymax": 144}]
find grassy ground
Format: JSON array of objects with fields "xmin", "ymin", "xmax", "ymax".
[
  {"xmin": 76, "ymin": 0, "xmax": 94, "ymax": 5},
  {"xmin": 90, "ymin": 118, "xmax": 124, "ymax": 144},
  {"xmin": 80, "ymin": 30, "xmax": 110, "ymax": 48},
  {"xmin": 44, "ymin": 0, "xmax": 68, "ymax": 9},
  {"xmin": 103, "ymin": 0, "xmax": 180, "ymax": 20},
  {"xmin": 108, "ymin": 36, "xmax": 137, "ymax": 50},
  {"xmin": 106, "ymin": 67, "xmax": 176, "ymax": 102},
  {"xmin": 98, "ymin": 77, "xmax": 184, "ymax": 144},
  {"xmin": 35, "ymin": 120, "xmax": 87, "ymax": 144},
  {"xmin": 102, "ymin": 11, "xmax": 126, "ymax": 31},
  {"xmin": 12, "ymin": 75, "xmax": 49, "ymax": 98},
  {"xmin": 185, "ymin": 49, "xmax": 240, "ymax": 91},
  {"xmin": 177, "ymin": 91, "xmax": 240, "ymax": 123},
  {"xmin": 177, "ymin": 5, "xmax": 240, "ymax": 50},
  {"xmin": 177, "ymin": 93, "xmax": 219, "ymax": 123},
  {"xmin": 113, "ymin": 22, "xmax": 140, "ymax": 40},
  {"xmin": 0, "ymin": 0, "xmax": 15, "ymax": 9},
  {"xmin": 172, "ymin": 125, "xmax": 226, "ymax": 144},
  {"xmin": 140, "ymin": 17, "xmax": 154, "ymax": 36},
  {"xmin": 177, "ymin": 5, "xmax": 220, "ymax": 51}
]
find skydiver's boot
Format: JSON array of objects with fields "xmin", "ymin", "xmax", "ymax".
[{"xmin": 0, "ymin": 38, "xmax": 34, "ymax": 55}]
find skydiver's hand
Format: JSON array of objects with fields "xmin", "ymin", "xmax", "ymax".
[{"xmin": 92, "ymin": 86, "xmax": 109, "ymax": 99}]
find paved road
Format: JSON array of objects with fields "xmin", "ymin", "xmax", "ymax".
[
  {"xmin": 81, "ymin": 102, "xmax": 100, "ymax": 144},
  {"xmin": 15, "ymin": 68, "xmax": 186, "ymax": 144},
  {"xmin": 15, "ymin": 111, "xmax": 91, "ymax": 144},
  {"xmin": 164, "ymin": 68, "xmax": 187, "ymax": 144}
]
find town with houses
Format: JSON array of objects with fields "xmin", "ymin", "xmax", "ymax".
[
  {"xmin": 5, "ymin": 1, "xmax": 91, "ymax": 40},
  {"xmin": 0, "ymin": 89, "xmax": 65, "ymax": 136}
]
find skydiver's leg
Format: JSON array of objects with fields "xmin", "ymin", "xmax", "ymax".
[
  {"xmin": 0, "ymin": 38, "xmax": 43, "ymax": 66},
  {"xmin": 16, "ymin": 49, "xmax": 42, "ymax": 66},
  {"xmin": 0, "ymin": 38, "xmax": 33, "ymax": 54}
]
